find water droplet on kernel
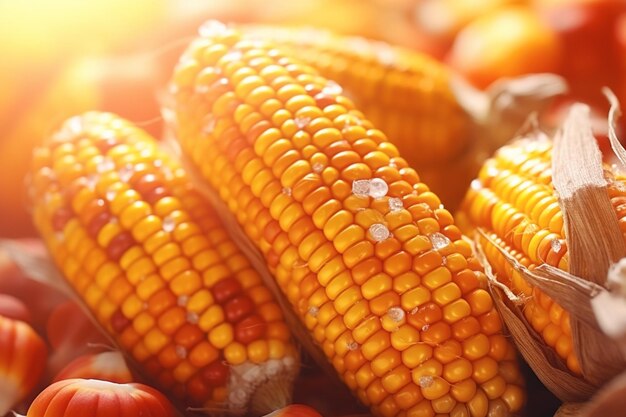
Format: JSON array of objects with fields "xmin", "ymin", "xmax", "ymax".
[
  {"xmin": 175, "ymin": 345, "xmax": 188, "ymax": 359},
  {"xmin": 282, "ymin": 187, "xmax": 292, "ymax": 196},
  {"xmin": 322, "ymin": 80, "xmax": 343, "ymax": 95},
  {"xmin": 177, "ymin": 295, "xmax": 188, "ymax": 306},
  {"xmin": 388, "ymin": 197, "xmax": 403, "ymax": 212},
  {"xmin": 163, "ymin": 216, "xmax": 176, "ymax": 233},
  {"xmin": 97, "ymin": 157, "xmax": 115, "ymax": 174},
  {"xmin": 203, "ymin": 115, "xmax": 216, "ymax": 135},
  {"xmin": 429, "ymin": 232, "xmax": 451, "ymax": 251},
  {"xmin": 387, "ymin": 307, "xmax": 405, "ymax": 322},
  {"xmin": 422, "ymin": 324, "xmax": 430, "ymax": 331},
  {"xmin": 551, "ymin": 238, "xmax": 562, "ymax": 253},
  {"xmin": 119, "ymin": 165, "xmax": 133, "ymax": 182},
  {"xmin": 369, "ymin": 178, "xmax": 388, "ymax": 199},
  {"xmin": 347, "ymin": 341, "xmax": 359, "ymax": 351},
  {"xmin": 294, "ymin": 116, "xmax": 311, "ymax": 129},
  {"xmin": 308, "ymin": 306, "xmax": 319, "ymax": 317},
  {"xmin": 369, "ymin": 223, "xmax": 390, "ymax": 242},
  {"xmin": 187, "ymin": 312, "xmax": 199, "ymax": 324},
  {"xmin": 105, "ymin": 189, "xmax": 117, "ymax": 201},
  {"xmin": 222, "ymin": 50, "xmax": 243, "ymax": 62},
  {"xmin": 470, "ymin": 179, "xmax": 482, "ymax": 191},
  {"xmin": 312, "ymin": 163, "xmax": 324, "ymax": 173},
  {"xmin": 418, "ymin": 375, "xmax": 434, "ymax": 388},
  {"xmin": 352, "ymin": 179, "xmax": 370, "ymax": 197}
]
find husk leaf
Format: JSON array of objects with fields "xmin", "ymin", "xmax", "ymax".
[{"xmin": 451, "ymin": 72, "xmax": 567, "ymax": 156}]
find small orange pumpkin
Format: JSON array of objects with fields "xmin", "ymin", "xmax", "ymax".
[{"xmin": 27, "ymin": 379, "xmax": 177, "ymax": 417}]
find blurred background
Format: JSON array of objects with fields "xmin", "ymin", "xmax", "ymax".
[{"xmin": 1, "ymin": 0, "xmax": 625, "ymax": 238}]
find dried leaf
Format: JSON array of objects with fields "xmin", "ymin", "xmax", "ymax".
[
  {"xmin": 552, "ymin": 104, "xmax": 626, "ymax": 386},
  {"xmin": 603, "ymin": 87, "xmax": 626, "ymax": 169},
  {"xmin": 452, "ymin": 72, "xmax": 567, "ymax": 154}
]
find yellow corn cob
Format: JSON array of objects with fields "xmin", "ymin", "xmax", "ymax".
[
  {"xmin": 170, "ymin": 22, "xmax": 525, "ymax": 417},
  {"xmin": 458, "ymin": 137, "xmax": 626, "ymax": 375},
  {"xmin": 29, "ymin": 112, "xmax": 299, "ymax": 413}
]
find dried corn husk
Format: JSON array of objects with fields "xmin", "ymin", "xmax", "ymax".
[{"xmin": 473, "ymin": 97, "xmax": 626, "ymax": 416}]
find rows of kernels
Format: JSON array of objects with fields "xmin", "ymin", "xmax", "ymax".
[
  {"xmin": 30, "ymin": 112, "xmax": 295, "ymax": 409},
  {"xmin": 241, "ymin": 26, "xmax": 472, "ymax": 167},
  {"xmin": 460, "ymin": 138, "xmax": 626, "ymax": 375},
  {"xmin": 171, "ymin": 25, "xmax": 524, "ymax": 417}
]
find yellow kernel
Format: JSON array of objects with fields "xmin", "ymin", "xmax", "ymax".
[
  {"xmin": 422, "ymin": 267, "xmax": 452, "ymax": 290},
  {"xmin": 400, "ymin": 287, "xmax": 430, "ymax": 311},
  {"xmin": 119, "ymin": 201, "xmax": 152, "ymax": 229},
  {"xmin": 362, "ymin": 273, "xmax": 392, "ymax": 300},
  {"xmin": 401, "ymin": 343, "xmax": 432, "ymax": 368},
  {"xmin": 248, "ymin": 340, "xmax": 270, "ymax": 363},
  {"xmin": 208, "ymin": 322, "xmax": 234, "ymax": 350},
  {"xmin": 223, "ymin": 342, "xmax": 247, "ymax": 365},
  {"xmin": 144, "ymin": 328, "xmax": 169, "ymax": 354},
  {"xmin": 199, "ymin": 305, "xmax": 225, "ymax": 332},
  {"xmin": 443, "ymin": 358, "xmax": 473, "ymax": 383},
  {"xmin": 473, "ymin": 356, "xmax": 499, "ymax": 383},
  {"xmin": 451, "ymin": 379, "xmax": 477, "ymax": 404}
]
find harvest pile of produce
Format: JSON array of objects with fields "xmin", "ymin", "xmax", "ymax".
[{"xmin": 2, "ymin": 1, "xmax": 626, "ymax": 417}]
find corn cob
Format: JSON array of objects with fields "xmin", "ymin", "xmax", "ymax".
[
  {"xmin": 458, "ymin": 137, "xmax": 626, "ymax": 375},
  {"xmin": 170, "ymin": 22, "xmax": 525, "ymax": 417},
  {"xmin": 29, "ymin": 112, "xmax": 299, "ymax": 413}
]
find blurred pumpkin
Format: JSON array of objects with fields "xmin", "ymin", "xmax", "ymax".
[
  {"xmin": 535, "ymin": 0, "xmax": 626, "ymax": 108},
  {"xmin": 0, "ymin": 314, "xmax": 47, "ymax": 416},
  {"xmin": 446, "ymin": 5, "xmax": 563, "ymax": 88}
]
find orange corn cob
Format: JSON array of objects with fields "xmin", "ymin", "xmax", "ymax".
[
  {"xmin": 170, "ymin": 22, "xmax": 525, "ymax": 417},
  {"xmin": 29, "ymin": 112, "xmax": 299, "ymax": 413},
  {"xmin": 458, "ymin": 137, "xmax": 626, "ymax": 375}
]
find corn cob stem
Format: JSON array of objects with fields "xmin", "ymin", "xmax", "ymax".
[
  {"xmin": 29, "ymin": 112, "xmax": 299, "ymax": 414},
  {"xmin": 171, "ymin": 21, "xmax": 525, "ymax": 417}
]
